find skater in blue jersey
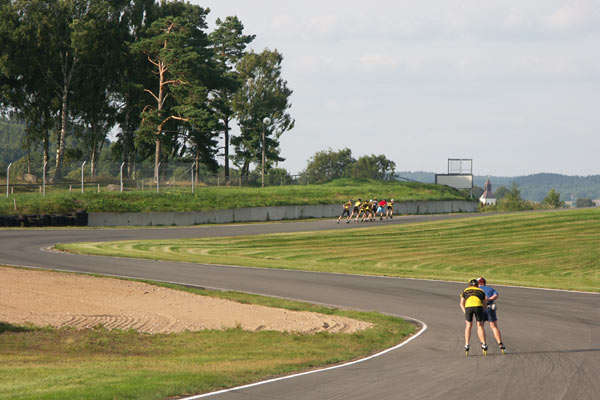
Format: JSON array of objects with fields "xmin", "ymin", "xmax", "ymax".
[
  {"xmin": 460, "ymin": 279, "xmax": 488, "ymax": 355},
  {"xmin": 478, "ymin": 277, "xmax": 506, "ymax": 353}
]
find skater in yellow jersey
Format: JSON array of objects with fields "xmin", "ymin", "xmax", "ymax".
[
  {"xmin": 386, "ymin": 199, "xmax": 394, "ymax": 219},
  {"xmin": 337, "ymin": 200, "xmax": 353, "ymax": 223},
  {"xmin": 359, "ymin": 199, "xmax": 371, "ymax": 222},
  {"xmin": 351, "ymin": 199, "xmax": 362, "ymax": 221},
  {"xmin": 460, "ymin": 279, "xmax": 488, "ymax": 356}
]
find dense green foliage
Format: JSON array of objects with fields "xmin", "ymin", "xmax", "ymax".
[
  {"xmin": 0, "ymin": 178, "xmax": 467, "ymax": 215},
  {"xmin": 0, "ymin": 1, "xmax": 291, "ymax": 183},
  {"xmin": 0, "ymin": 272, "xmax": 414, "ymax": 400},
  {"xmin": 576, "ymin": 198, "xmax": 595, "ymax": 208},
  {"xmin": 59, "ymin": 209, "xmax": 600, "ymax": 293},
  {"xmin": 232, "ymin": 49, "xmax": 294, "ymax": 179},
  {"xmin": 302, "ymin": 148, "xmax": 396, "ymax": 183},
  {"xmin": 481, "ymin": 185, "xmax": 569, "ymax": 212},
  {"xmin": 542, "ymin": 188, "xmax": 564, "ymax": 208}
]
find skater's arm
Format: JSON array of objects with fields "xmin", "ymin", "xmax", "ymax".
[
  {"xmin": 487, "ymin": 289, "xmax": 499, "ymax": 302},
  {"xmin": 459, "ymin": 297, "xmax": 466, "ymax": 313}
]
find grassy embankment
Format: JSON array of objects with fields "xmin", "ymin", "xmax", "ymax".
[
  {"xmin": 0, "ymin": 275, "xmax": 414, "ymax": 400},
  {"xmin": 58, "ymin": 208, "xmax": 600, "ymax": 293},
  {"xmin": 0, "ymin": 178, "xmax": 467, "ymax": 215}
]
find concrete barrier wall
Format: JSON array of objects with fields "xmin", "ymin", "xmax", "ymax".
[{"xmin": 88, "ymin": 200, "xmax": 478, "ymax": 227}]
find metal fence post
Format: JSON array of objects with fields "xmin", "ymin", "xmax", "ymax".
[
  {"xmin": 81, "ymin": 161, "xmax": 86, "ymax": 193},
  {"xmin": 156, "ymin": 162, "xmax": 161, "ymax": 193},
  {"xmin": 42, "ymin": 162, "xmax": 47, "ymax": 196},
  {"xmin": 120, "ymin": 162, "xmax": 125, "ymax": 192},
  {"xmin": 6, "ymin": 163, "xmax": 11, "ymax": 198},
  {"xmin": 191, "ymin": 162, "xmax": 195, "ymax": 193}
]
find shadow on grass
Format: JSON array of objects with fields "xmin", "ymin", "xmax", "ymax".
[{"xmin": 0, "ymin": 322, "xmax": 34, "ymax": 334}]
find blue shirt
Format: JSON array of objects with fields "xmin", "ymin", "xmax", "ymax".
[{"xmin": 479, "ymin": 285, "xmax": 498, "ymax": 304}]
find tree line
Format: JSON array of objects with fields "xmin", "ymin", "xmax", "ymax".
[
  {"xmin": 301, "ymin": 148, "xmax": 396, "ymax": 183},
  {"xmin": 0, "ymin": 0, "xmax": 293, "ymax": 182}
]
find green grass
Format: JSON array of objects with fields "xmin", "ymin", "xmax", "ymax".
[
  {"xmin": 0, "ymin": 271, "xmax": 414, "ymax": 400},
  {"xmin": 58, "ymin": 208, "xmax": 600, "ymax": 292},
  {"xmin": 0, "ymin": 178, "xmax": 467, "ymax": 215}
]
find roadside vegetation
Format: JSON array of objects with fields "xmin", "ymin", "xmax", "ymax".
[
  {"xmin": 479, "ymin": 183, "xmax": 566, "ymax": 212},
  {"xmin": 0, "ymin": 178, "xmax": 467, "ymax": 216},
  {"xmin": 58, "ymin": 208, "xmax": 600, "ymax": 293},
  {"xmin": 0, "ymin": 275, "xmax": 415, "ymax": 400}
]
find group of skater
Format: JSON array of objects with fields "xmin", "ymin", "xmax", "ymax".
[
  {"xmin": 460, "ymin": 277, "xmax": 506, "ymax": 356},
  {"xmin": 337, "ymin": 198, "xmax": 395, "ymax": 223},
  {"xmin": 337, "ymin": 198, "xmax": 505, "ymax": 356}
]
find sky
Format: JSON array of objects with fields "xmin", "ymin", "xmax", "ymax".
[{"xmin": 195, "ymin": 0, "xmax": 600, "ymax": 177}]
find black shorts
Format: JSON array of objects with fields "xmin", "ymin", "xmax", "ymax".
[
  {"xmin": 341, "ymin": 208, "xmax": 350, "ymax": 217},
  {"xmin": 482, "ymin": 307, "xmax": 497, "ymax": 322},
  {"xmin": 353, "ymin": 206, "xmax": 359, "ymax": 213},
  {"xmin": 465, "ymin": 306, "xmax": 484, "ymax": 322}
]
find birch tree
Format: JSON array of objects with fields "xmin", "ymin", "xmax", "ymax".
[{"xmin": 232, "ymin": 49, "xmax": 294, "ymax": 178}]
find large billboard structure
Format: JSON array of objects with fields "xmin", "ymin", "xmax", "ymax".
[{"xmin": 435, "ymin": 159, "xmax": 473, "ymax": 195}]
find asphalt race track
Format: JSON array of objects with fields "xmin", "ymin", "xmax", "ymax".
[{"xmin": 1, "ymin": 214, "xmax": 599, "ymax": 400}]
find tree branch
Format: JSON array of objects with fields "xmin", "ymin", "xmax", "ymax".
[
  {"xmin": 144, "ymin": 89, "xmax": 159, "ymax": 103},
  {"xmin": 147, "ymin": 55, "xmax": 160, "ymax": 68}
]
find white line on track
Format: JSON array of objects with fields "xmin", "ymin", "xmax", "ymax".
[
  {"xmin": 1, "ymin": 261, "xmax": 428, "ymax": 400},
  {"xmin": 178, "ymin": 317, "xmax": 428, "ymax": 399}
]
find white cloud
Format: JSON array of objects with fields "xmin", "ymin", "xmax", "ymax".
[
  {"xmin": 198, "ymin": 0, "xmax": 600, "ymax": 176},
  {"xmin": 544, "ymin": 0, "xmax": 600, "ymax": 31},
  {"xmin": 358, "ymin": 53, "xmax": 400, "ymax": 72},
  {"xmin": 303, "ymin": 14, "xmax": 338, "ymax": 37},
  {"xmin": 289, "ymin": 55, "xmax": 337, "ymax": 74}
]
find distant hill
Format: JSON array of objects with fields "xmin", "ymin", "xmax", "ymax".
[{"xmin": 396, "ymin": 171, "xmax": 600, "ymax": 202}]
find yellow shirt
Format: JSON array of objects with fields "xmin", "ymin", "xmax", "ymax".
[{"xmin": 461, "ymin": 287, "xmax": 485, "ymax": 308}]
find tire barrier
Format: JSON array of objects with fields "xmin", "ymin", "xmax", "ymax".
[{"xmin": 0, "ymin": 211, "xmax": 88, "ymax": 227}]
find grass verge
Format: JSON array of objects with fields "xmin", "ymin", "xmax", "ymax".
[
  {"xmin": 0, "ymin": 178, "xmax": 466, "ymax": 215},
  {"xmin": 0, "ymin": 271, "xmax": 415, "ymax": 400},
  {"xmin": 57, "ymin": 208, "xmax": 600, "ymax": 293}
]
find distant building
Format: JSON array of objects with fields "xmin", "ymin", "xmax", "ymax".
[{"xmin": 479, "ymin": 178, "xmax": 496, "ymax": 205}]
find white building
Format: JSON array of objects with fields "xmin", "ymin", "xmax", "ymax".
[{"xmin": 479, "ymin": 178, "xmax": 497, "ymax": 205}]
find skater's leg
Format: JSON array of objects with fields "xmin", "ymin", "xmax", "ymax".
[
  {"xmin": 476, "ymin": 321, "xmax": 486, "ymax": 346},
  {"xmin": 490, "ymin": 321, "xmax": 503, "ymax": 344},
  {"xmin": 464, "ymin": 321, "xmax": 472, "ymax": 346}
]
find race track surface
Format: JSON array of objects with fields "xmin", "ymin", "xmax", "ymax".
[{"xmin": 1, "ymin": 214, "xmax": 598, "ymax": 400}]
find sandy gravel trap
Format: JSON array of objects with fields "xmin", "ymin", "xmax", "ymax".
[{"xmin": 0, "ymin": 268, "xmax": 371, "ymax": 334}]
